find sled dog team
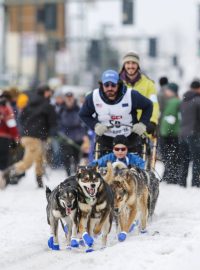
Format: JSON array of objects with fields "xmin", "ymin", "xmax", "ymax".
[{"xmin": 46, "ymin": 162, "xmax": 159, "ymax": 251}]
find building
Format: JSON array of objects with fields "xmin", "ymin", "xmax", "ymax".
[
  {"xmin": 2, "ymin": 0, "xmax": 200, "ymax": 91},
  {"xmin": 4, "ymin": 0, "xmax": 65, "ymax": 87}
]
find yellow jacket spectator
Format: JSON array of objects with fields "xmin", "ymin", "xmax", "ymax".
[
  {"xmin": 119, "ymin": 52, "xmax": 160, "ymax": 135},
  {"xmin": 17, "ymin": 93, "xmax": 29, "ymax": 110}
]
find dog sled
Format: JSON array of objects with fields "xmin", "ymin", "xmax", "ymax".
[{"xmin": 45, "ymin": 125, "xmax": 159, "ymax": 253}]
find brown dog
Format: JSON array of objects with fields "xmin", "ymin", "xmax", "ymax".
[{"xmin": 103, "ymin": 162, "xmax": 149, "ymax": 241}]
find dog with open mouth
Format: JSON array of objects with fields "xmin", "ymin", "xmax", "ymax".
[
  {"xmin": 77, "ymin": 165, "xmax": 114, "ymax": 248},
  {"xmin": 46, "ymin": 176, "xmax": 79, "ymax": 250}
]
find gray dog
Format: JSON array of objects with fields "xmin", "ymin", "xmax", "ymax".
[{"xmin": 46, "ymin": 176, "xmax": 79, "ymax": 250}]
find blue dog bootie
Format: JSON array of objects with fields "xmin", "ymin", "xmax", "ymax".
[
  {"xmin": 64, "ymin": 225, "xmax": 68, "ymax": 234},
  {"xmin": 140, "ymin": 229, "xmax": 148, "ymax": 234},
  {"xmin": 129, "ymin": 219, "xmax": 139, "ymax": 233},
  {"xmin": 51, "ymin": 243, "xmax": 60, "ymax": 250},
  {"xmin": 85, "ymin": 248, "xmax": 94, "ymax": 253},
  {"xmin": 48, "ymin": 236, "xmax": 54, "ymax": 249},
  {"xmin": 48, "ymin": 236, "xmax": 60, "ymax": 250},
  {"xmin": 79, "ymin": 239, "xmax": 85, "ymax": 247},
  {"xmin": 70, "ymin": 238, "xmax": 79, "ymax": 248},
  {"xmin": 82, "ymin": 232, "xmax": 94, "ymax": 247},
  {"xmin": 118, "ymin": 231, "xmax": 127, "ymax": 242}
]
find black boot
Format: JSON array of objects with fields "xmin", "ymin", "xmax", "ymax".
[
  {"xmin": 5, "ymin": 166, "xmax": 22, "ymax": 185},
  {"xmin": 36, "ymin": 175, "xmax": 43, "ymax": 188},
  {"xmin": 0, "ymin": 166, "xmax": 19, "ymax": 188}
]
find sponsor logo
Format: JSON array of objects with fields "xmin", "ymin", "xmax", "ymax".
[
  {"xmin": 122, "ymin": 103, "xmax": 128, "ymax": 107},
  {"xmin": 111, "ymin": 115, "xmax": 122, "ymax": 120},
  {"xmin": 105, "ymin": 73, "xmax": 115, "ymax": 77}
]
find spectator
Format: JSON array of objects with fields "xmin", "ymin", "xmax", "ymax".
[
  {"xmin": 0, "ymin": 90, "xmax": 19, "ymax": 180},
  {"xmin": 159, "ymin": 83, "xmax": 181, "ymax": 184},
  {"xmin": 158, "ymin": 76, "xmax": 169, "ymax": 116},
  {"xmin": 58, "ymin": 92, "xmax": 87, "ymax": 175},
  {"xmin": 52, "ymin": 89, "xmax": 64, "ymax": 114},
  {"xmin": 47, "ymin": 90, "xmax": 65, "ymax": 168},
  {"xmin": 16, "ymin": 92, "xmax": 29, "ymax": 111},
  {"xmin": 179, "ymin": 80, "xmax": 200, "ymax": 187},
  {"xmin": 157, "ymin": 76, "xmax": 169, "ymax": 159},
  {"xmin": 119, "ymin": 52, "xmax": 159, "ymax": 136},
  {"xmin": 0, "ymin": 84, "xmax": 57, "ymax": 189}
]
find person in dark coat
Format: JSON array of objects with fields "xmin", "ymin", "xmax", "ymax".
[
  {"xmin": 0, "ymin": 84, "xmax": 57, "ymax": 189},
  {"xmin": 58, "ymin": 92, "xmax": 87, "ymax": 176},
  {"xmin": 179, "ymin": 80, "xmax": 200, "ymax": 187}
]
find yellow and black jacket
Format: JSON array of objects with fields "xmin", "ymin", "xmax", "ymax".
[{"xmin": 121, "ymin": 73, "xmax": 160, "ymax": 126}]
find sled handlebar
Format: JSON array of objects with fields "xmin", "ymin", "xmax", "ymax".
[{"xmin": 106, "ymin": 124, "xmax": 147, "ymax": 139}]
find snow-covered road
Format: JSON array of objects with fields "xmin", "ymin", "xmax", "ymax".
[{"xmin": 0, "ymin": 163, "xmax": 200, "ymax": 270}]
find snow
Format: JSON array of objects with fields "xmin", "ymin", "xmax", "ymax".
[{"xmin": 0, "ymin": 162, "xmax": 200, "ymax": 270}]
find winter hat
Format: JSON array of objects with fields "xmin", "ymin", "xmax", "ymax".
[
  {"xmin": 159, "ymin": 76, "xmax": 168, "ymax": 87},
  {"xmin": 113, "ymin": 135, "xmax": 128, "ymax": 147},
  {"xmin": 101, "ymin": 70, "xmax": 119, "ymax": 84},
  {"xmin": 122, "ymin": 52, "xmax": 140, "ymax": 67},
  {"xmin": 166, "ymin": 82, "xmax": 179, "ymax": 94},
  {"xmin": 190, "ymin": 80, "xmax": 200, "ymax": 89}
]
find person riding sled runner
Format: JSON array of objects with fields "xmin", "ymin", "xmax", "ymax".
[{"xmin": 119, "ymin": 52, "xmax": 160, "ymax": 170}]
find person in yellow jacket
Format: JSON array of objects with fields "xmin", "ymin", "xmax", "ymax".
[
  {"xmin": 119, "ymin": 52, "xmax": 160, "ymax": 136},
  {"xmin": 16, "ymin": 92, "xmax": 29, "ymax": 111}
]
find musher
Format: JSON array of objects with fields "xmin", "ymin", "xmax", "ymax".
[{"xmin": 79, "ymin": 69, "xmax": 153, "ymax": 158}]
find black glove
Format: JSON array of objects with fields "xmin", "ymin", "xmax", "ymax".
[{"xmin": 146, "ymin": 122, "xmax": 157, "ymax": 135}]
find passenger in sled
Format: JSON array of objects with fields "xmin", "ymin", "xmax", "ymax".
[{"xmin": 90, "ymin": 135, "xmax": 145, "ymax": 170}]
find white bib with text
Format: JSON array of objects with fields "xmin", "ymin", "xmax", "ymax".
[{"xmin": 93, "ymin": 88, "xmax": 132, "ymax": 137}]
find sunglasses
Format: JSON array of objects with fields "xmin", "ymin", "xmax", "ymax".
[
  {"xmin": 114, "ymin": 147, "xmax": 127, "ymax": 152},
  {"xmin": 103, "ymin": 82, "xmax": 117, "ymax": 87}
]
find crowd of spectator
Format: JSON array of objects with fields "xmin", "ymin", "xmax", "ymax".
[{"xmin": 1, "ymin": 73, "xmax": 200, "ymax": 189}]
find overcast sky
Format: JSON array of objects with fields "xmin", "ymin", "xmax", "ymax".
[{"xmin": 137, "ymin": 0, "xmax": 197, "ymax": 34}]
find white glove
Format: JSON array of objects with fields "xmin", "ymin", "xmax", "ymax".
[
  {"xmin": 132, "ymin": 122, "xmax": 146, "ymax": 136},
  {"xmin": 94, "ymin": 123, "xmax": 108, "ymax": 136}
]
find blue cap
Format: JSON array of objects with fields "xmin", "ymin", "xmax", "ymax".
[{"xmin": 101, "ymin": 70, "xmax": 119, "ymax": 84}]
